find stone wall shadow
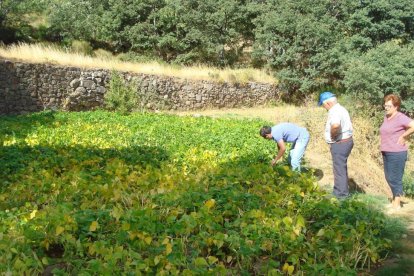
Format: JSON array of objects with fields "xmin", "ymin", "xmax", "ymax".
[{"xmin": 0, "ymin": 59, "xmax": 44, "ymax": 114}]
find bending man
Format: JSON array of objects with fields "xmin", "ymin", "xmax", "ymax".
[{"xmin": 260, "ymin": 123, "xmax": 310, "ymax": 171}]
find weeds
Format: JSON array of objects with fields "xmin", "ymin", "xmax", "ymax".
[{"xmin": 403, "ymin": 173, "xmax": 414, "ymax": 197}]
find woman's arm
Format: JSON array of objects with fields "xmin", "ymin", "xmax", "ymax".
[{"xmin": 398, "ymin": 120, "xmax": 414, "ymax": 145}]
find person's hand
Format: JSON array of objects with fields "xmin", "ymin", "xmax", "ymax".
[
  {"xmin": 397, "ymin": 135, "xmax": 407, "ymax": 146},
  {"xmin": 271, "ymin": 158, "xmax": 280, "ymax": 166}
]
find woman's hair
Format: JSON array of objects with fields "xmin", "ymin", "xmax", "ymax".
[
  {"xmin": 384, "ymin": 94, "xmax": 401, "ymax": 110},
  {"xmin": 260, "ymin": 126, "xmax": 272, "ymax": 138}
]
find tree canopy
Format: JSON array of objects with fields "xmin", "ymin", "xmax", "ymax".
[{"xmin": 2, "ymin": 0, "xmax": 414, "ymax": 110}]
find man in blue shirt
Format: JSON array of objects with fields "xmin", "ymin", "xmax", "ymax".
[{"xmin": 260, "ymin": 123, "xmax": 310, "ymax": 171}]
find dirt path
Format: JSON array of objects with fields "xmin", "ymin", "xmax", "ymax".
[
  {"xmin": 369, "ymin": 201, "xmax": 414, "ymax": 276},
  {"xmin": 172, "ymin": 106, "xmax": 414, "ymax": 275}
]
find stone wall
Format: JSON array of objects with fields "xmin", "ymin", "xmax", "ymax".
[{"xmin": 0, "ymin": 59, "xmax": 282, "ymax": 115}]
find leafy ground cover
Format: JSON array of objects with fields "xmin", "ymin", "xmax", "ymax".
[{"xmin": 0, "ymin": 111, "xmax": 398, "ymax": 274}]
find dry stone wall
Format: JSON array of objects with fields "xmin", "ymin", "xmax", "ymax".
[{"xmin": 0, "ymin": 59, "xmax": 283, "ymax": 115}]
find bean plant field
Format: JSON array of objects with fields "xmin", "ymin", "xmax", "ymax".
[{"xmin": 0, "ymin": 111, "xmax": 394, "ymax": 274}]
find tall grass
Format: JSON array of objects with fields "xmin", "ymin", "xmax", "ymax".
[{"xmin": 0, "ymin": 43, "xmax": 276, "ymax": 84}]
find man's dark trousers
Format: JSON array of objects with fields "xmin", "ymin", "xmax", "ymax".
[{"xmin": 330, "ymin": 139, "xmax": 354, "ymax": 198}]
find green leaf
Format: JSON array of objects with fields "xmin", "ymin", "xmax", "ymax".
[
  {"xmin": 89, "ymin": 221, "xmax": 99, "ymax": 232},
  {"xmin": 194, "ymin": 257, "xmax": 208, "ymax": 267},
  {"xmin": 283, "ymin": 216, "xmax": 293, "ymax": 226}
]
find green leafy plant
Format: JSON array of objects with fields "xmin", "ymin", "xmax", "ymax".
[
  {"xmin": 403, "ymin": 173, "xmax": 414, "ymax": 197},
  {"xmin": 104, "ymin": 71, "xmax": 138, "ymax": 114},
  {"xmin": 70, "ymin": 40, "xmax": 93, "ymax": 55},
  {"xmin": 343, "ymin": 42, "xmax": 414, "ymax": 113},
  {"xmin": 0, "ymin": 111, "xmax": 398, "ymax": 274}
]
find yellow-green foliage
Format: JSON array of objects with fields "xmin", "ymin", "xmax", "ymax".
[{"xmin": 0, "ymin": 111, "xmax": 393, "ymax": 274}]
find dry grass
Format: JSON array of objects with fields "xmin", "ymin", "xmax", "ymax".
[
  {"xmin": 173, "ymin": 105, "xmax": 413, "ymax": 196},
  {"xmin": 0, "ymin": 43, "xmax": 276, "ymax": 84}
]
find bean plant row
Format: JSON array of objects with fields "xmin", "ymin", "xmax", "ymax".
[{"xmin": 0, "ymin": 111, "xmax": 392, "ymax": 275}]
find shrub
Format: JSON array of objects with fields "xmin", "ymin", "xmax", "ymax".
[
  {"xmin": 403, "ymin": 173, "xmax": 414, "ymax": 197},
  {"xmin": 93, "ymin": 48, "xmax": 113, "ymax": 59},
  {"xmin": 116, "ymin": 51, "xmax": 165, "ymax": 64},
  {"xmin": 343, "ymin": 42, "xmax": 414, "ymax": 113},
  {"xmin": 104, "ymin": 71, "xmax": 138, "ymax": 114},
  {"xmin": 70, "ymin": 40, "xmax": 93, "ymax": 55}
]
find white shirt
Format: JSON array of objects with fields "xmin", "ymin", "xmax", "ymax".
[{"xmin": 325, "ymin": 103, "xmax": 353, "ymax": 143}]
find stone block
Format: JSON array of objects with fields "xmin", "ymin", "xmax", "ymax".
[
  {"xmin": 96, "ymin": 86, "xmax": 106, "ymax": 94},
  {"xmin": 70, "ymin": 79, "xmax": 80, "ymax": 88}
]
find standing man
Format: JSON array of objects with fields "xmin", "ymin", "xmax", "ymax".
[
  {"xmin": 319, "ymin": 91, "xmax": 353, "ymax": 199},
  {"xmin": 260, "ymin": 123, "xmax": 310, "ymax": 172}
]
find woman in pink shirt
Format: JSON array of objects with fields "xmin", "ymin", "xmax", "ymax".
[{"xmin": 380, "ymin": 94, "xmax": 414, "ymax": 211}]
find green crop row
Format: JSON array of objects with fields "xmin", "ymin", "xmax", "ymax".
[{"xmin": 0, "ymin": 111, "xmax": 393, "ymax": 275}]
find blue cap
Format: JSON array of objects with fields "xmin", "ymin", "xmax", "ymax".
[{"xmin": 318, "ymin": 91, "xmax": 335, "ymax": 106}]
